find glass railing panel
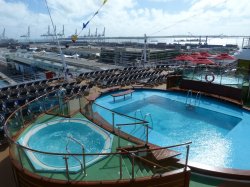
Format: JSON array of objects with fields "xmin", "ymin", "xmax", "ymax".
[
  {"xmin": 217, "ymin": 67, "xmax": 246, "ymax": 88},
  {"xmin": 44, "ymin": 95, "xmax": 60, "ymax": 115},
  {"xmin": 45, "ymin": 95, "xmax": 59, "ymax": 111},
  {"xmin": 28, "ymin": 97, "xmax": 46, "ymax": 116},
  {"xmin": 67, "ymin": 98, "xmax": 80, "ymax": 116},
  {"xmin": 20, "ymin": 104, "xmax": 33, "ymax": 127},
  {"xmin": 237, "ymin": 68, "xmax": 249, "ymax": 87},
  {"xmin": 182, "ymin": 67, "xmax": 195, "ymax": 80},
  {"xmin": 6, "ymin": 111, "xmax": 23, "ymax": 138},
  {"xmin": 182, "ymin": 66, "xmax": 249, "ymax": 88},
  {"xmin": 79, "ymin": 97, "xmax": 94, "ymax": 119},
  {"xmin": 9, "ymin": 143, "xmax": 23, "ymax": 168}
]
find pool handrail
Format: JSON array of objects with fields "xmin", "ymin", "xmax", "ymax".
[
  {"xmin": 67, "ymin": 134, "xmax": 86, "ymax": 175},
  {"xmin": 65, "ymin": 136, "xmax": 84, "ymax": 175},
  {"xmin": 117, "ymin": 122, "xmax": 151, "ymax": 145},
  {"xmin": 92, "ymin": 101, "xmax": 149, "ymax": 124}
]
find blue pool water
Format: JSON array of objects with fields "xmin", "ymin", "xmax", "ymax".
[
  {"xmin": 95, "ymin": 90, "xmax": 250, "ymax": 170},
  {"xmin": 18, "ymin": 119, "xmax": 112, "ymax": 172}
]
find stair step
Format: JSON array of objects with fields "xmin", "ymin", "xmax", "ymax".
[
  {"xmin": 136, "ymin": 158, "xmax": 153, "ymax": 176},
  {"xmin": 122, "ymin": 155, "xmax": 157, "ymax": 178},
  {"xmin": 122, "ymin": 156, "xmax": 145, "ymax": 178},
  {"xmin": 133, "ymin": 157, "xmax": 144, "ymax": 177}
]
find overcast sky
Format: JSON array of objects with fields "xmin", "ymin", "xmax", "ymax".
[{"xmin": 0, "ymin": 0, "xmax": 250, "ymax": 39}]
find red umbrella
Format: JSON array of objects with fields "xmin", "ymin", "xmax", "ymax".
[
  {"xmin": 191, "ymin": 57, "xmax": 215, "ymax": 65},
  {"xmin": 173, "ymin": 55, "xmax": 194, "ymax": 61},
  {"xmin": 215, "ymin": 53, "xmax": 235, "ymax": 60},
  {"xmin": 200, "ymin": 51, "xmax": 212, "ymax": 57},
  {"xmin": 190, "ymin": 52, "xmax": 203, "ymax": 59}
]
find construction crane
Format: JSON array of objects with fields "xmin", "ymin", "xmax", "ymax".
[
  {"xmin": 20, "ymin": 26, "xmax": 30, "ymax": 40},
  {"xmin": 41, "ymin": 25, "xmax": 54, "ymax": 37},
  {"xmin": 0, "ymin": 28, "xmax": 5, "ymax": 39},
  {"xmin": 57, "ymin": 25, "xmax": 65, "ymax": 38}
]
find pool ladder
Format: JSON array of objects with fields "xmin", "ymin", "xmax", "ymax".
[
  {"xmin": 144, "ymin": 113, "xmax": 153, "ymax": 129},
  {"xmin": 186, "ymin": 90, "xmax": 201, "ymax": 108},
  {"xmin": 134, "ymin": 110, "xmax": 153, "ymax": 129},
  {"xmin": 65, "ymin": 135, "xmax": 86, "ymax": 175}
]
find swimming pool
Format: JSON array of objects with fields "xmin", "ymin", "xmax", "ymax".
[
  {"xmin": 18, "ymin": 118, "xmax": 113, "ymax": 172},
  {"xmin": 94, "ymin": 89, "xmax": 250, "ymax": 170}
]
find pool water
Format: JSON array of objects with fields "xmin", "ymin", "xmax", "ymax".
[
  {"xmin": 18, "ymin": 119, "xmax": 112, "ymax": 172},
  {"xmin": 95, "ymin": 90, "xmax": 250, "ymax": 170}
]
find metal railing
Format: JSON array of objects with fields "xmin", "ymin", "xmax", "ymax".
[
  {"xmin": 4, "ymin": 89, "xmax": 191, "ymax": 183},
  {"xmin": 182, "ymin": 66, "xmax": 248, "ymax": 89},
  {"xmin": 186, "ymin": 90, "xmax": 201, "ymax": 108},
  {"xmin": 194, "ymin": 92, "xmax": 201, "ymax": 106},
  {"xmin": 66, "ymin": 135, "xmax": 85, "ymax": 175},
  {"xmin": 119, "ymin": 142, "xmax": 191, "ymax": 180},
  {"xmin": 185, "ymin": 90, "xmax": 193, "ymax": 106},
  {"xmin": 79, "ymin": 96, "xmax": 150, "ymax": 144}
]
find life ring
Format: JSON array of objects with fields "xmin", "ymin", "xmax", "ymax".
[{"xmin": 205, "ymin": 72, "xmax": 215, "ymax": 83}]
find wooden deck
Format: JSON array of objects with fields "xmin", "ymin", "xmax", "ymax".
[
  {"xmin": 99, "ymin": 86, "xmax": 121, "ymax": 94},
  {"xmin": 86, "ymin": 92, "xmax": 101, "ymax": 101},
  {"xmin": 150, "ymin": 147, "xmax": 181, "ymax": 161}
]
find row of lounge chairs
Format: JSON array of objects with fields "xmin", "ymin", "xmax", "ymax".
[
  {"xmin": 78, "ymin": 67, "xmax": 141, "ymax": 80},
  {"xmin": 91, "ymin": 70, "xmax": 157, "ymax": 84},
  {"xmin": 79, "ymin": 67, "xmax": 138, "ymax": 78},
  {"xmin": 79, "ymin": 69, "xmax": 121, "ymax": 79},
  {"xmin": 0, "ymin": 77, "xmax": 89, "ymax": 124},
  {"xmin": 0, "ymin": 79, "xmax": 83, "ymax": 100},
  {"xmin": 143, "ymin": 75, "xmax": 168, "ymax": 87},
  {"xmin": 86, "ymin": 68, "xmax": 165, "ymax": 88}
]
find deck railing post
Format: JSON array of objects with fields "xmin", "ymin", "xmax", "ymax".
[
  {"xmin": 20, "ymin": 108, "xmax": 24, "ymax": 128},
  {"xmin": 17, "ymin": 143, "xmax": 23, "ymax": 169},
  {"xmin": 146, "ymin": 124, "xmax": 148, "ymax": 145},
  {"xmin": 58, "ymin": 88, "xmax": 66, "ymax": 115},
  {"xmin": 112, "ymin": 112, "xmax": 115, "ymax": 131},
  {"xmin": 131, "ymin": 153, "xmax": 135, "ymax": 180},
  {"xmin": 79, "ymin": 98, "xmax": 82, "ymax": 112},
  {"xmin": 43, "ymin": 95, "xmax": 47, "ymax": 112},
  {"xmin": 185, "ymin": 145, "xmax": 190, "ymax": 171},
  {"xmin": 118, "ymin": 127, "xmax": 121, "ymax": 148},
  {"xmin": 63, "ymin": 156, "xmax": 70, "ymax": 182},
  {"xmin": 119, "ymin": 151, "xmax": 123, "ymax": 179},
  {"xmin": 220, "ymin": 67, "xmax": 223, "ymax": 85},
  {"xmin": 82, "ymin": 148, "xmax": 86, "ymax": 176}
]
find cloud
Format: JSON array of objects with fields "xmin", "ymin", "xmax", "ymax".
[
  {"xmin": 147, "ymin": 0, "xmax": 176, "ymax": 2},
  {"xmin": 0, "ymin": 0, "xmax": 250, "ymax": 39}
]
